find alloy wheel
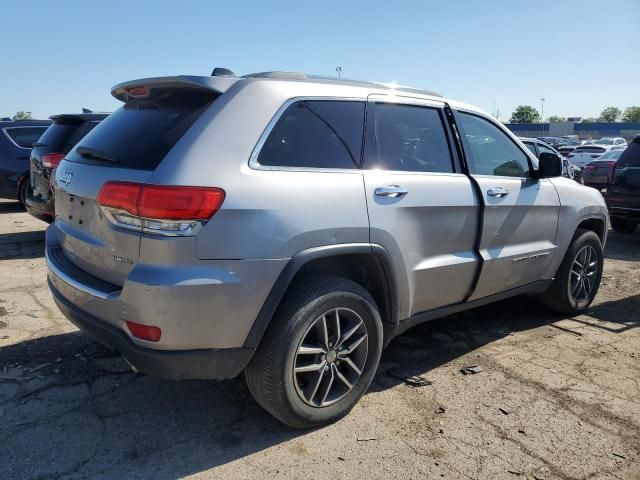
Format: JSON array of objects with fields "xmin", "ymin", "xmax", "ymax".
[
  {"xmin": 293, "ymin": 307, "xmax": 368, "ymax": 407},
  {"xmin": 569, "ymin": 245, "xmax": 599, "ymax": 302}
]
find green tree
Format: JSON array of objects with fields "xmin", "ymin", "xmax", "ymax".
[
  {"xmin": 509, "ymin": 105, "xmax": 540, "ymax": 124},
  {"xmin": 547, "ymin": 115, "xmax": 566, "ymax": 122},
  {"xmin": 622, "ymin": 106, "xmax": 640, "ymax": 122},
  {"xmin": 600, "ymin": 107, "xmax": 621, "ymax": 123},
  {"xmin": 12, "ymin": 111, "xmax": 33, "ymax": 120}
]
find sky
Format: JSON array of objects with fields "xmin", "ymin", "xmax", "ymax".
[{"xmin": 2, "ymin": 0, "xmax": 638, "ymax": 121}]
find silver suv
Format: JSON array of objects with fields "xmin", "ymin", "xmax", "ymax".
[{"xmin": 46, "ymin": 70, "xmax": 608, "ymax": 428}]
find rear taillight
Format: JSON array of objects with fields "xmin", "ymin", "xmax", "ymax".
[
  {"xmin": 42, "ymin": 153, "xmax": 65, "ymax": 168},
  {"xmin": 97, "ymin": 181, "xmax": 225, "ymax": 236}
]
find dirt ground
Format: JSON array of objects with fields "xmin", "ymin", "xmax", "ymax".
[{"xmin": 0, "ymin": 199, "xmax": 638, "ymax": 480}]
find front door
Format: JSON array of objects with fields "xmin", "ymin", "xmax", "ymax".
[
  {"xmin": 363, "ymin": 97, "xmax": 481, "ymax": 319},
  {"xmin": 454, "ymin": 110, "xmax": 560, "ymax": 300}
]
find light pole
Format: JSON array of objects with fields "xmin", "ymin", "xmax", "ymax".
[
  {"xmin": 336, "ymin": 66, "xmax": 343, "ymax": 79},
  {"xmin": 540, "ymin": 98, "xmax": 546, "ymax": 136}
]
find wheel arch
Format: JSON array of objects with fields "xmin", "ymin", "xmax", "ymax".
[
  {"xmin": 243, "ymin": 244, "xmax": 398, "ymax": 349},
  {"xmin": 576, "ymin": 214, "xmax": 607, "ymax": 244}
]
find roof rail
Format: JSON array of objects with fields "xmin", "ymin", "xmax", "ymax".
[{"xmin": 245, "ymin": 71, "xmax": 308, "ymax": 80}]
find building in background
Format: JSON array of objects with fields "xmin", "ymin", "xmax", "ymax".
[{"xmin": 506, "ymin": 122, "xmax": 640, "ymax": 141}]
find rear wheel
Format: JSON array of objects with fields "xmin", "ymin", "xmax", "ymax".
[
  {"xmin": 18, "ymin": 179, "xmax": 28, "ymax": 207},
  {"xmin": 537, "ymin": 229, "xmax": 603, "ymax": 315},
  {"xmin": 610, "ymin": 217, "xmax": 637, "ymax": 234},
  {"xmin": 244, "ymin": 276, "xmax": 383, "ymax": 428}
]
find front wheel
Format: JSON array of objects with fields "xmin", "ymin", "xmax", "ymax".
[
  {"xmin": 244, "ymin": 276, "xmax": 383, "ymax": 428},
  {"xmin": 537, "ymin": 229, "xmax": 603, "ymax": 315}
]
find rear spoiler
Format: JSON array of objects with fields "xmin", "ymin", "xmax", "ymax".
[{"xmin": 111, "ymin": 75, "xmax": 240, "ymax": 102}]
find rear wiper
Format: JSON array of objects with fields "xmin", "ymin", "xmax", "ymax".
[{"xmin": 76, "ymin": 146, "xmax": 118, "ymax": 164}]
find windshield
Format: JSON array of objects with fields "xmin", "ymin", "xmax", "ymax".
[{"xmin": 595, "ymin": 138, "xmax": 614, "ymax": 145}]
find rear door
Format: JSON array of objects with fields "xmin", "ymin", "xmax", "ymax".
[
  {"xmin": 53, "ymin": 87, "xmax": 217, "ymax": 286},
  {"xmin": 454, "ymin": 110, "xmax": 560, "ymax": 300},
  {"xmin": 363, "ymin": 97, "xmax": 480, "ymax": 317}
]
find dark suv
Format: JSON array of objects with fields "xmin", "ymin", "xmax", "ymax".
[
  {"xmin": 0, "ymin": 120, "xmax": 51, "ymax": 204},
  {"xmin": 607, "ymin": 135, "xmax": 640, "ymax": 233},
  {"xmin": 26, "ymin": 113, "xmax": 108, "ymax": 222}
]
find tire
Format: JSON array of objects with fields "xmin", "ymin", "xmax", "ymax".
[
  {"xmin": 18, "ymin": 179, "xmax": 28, "ymax": 207},
  {"xmin": 244, "ymin": 276, "xmax": 383, "ymax": 428},
  {"xmin": 610, "ymin": 217, "xmax": 637, "ymax": 234},
  {"xmin": 537, "ymin": 229, "xmax": 603, "ymax": 315}
]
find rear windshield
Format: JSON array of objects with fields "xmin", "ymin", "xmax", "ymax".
[
  {"xmin": 65, "ymin": 89, "xmax": 216, "ymax": 170},
  {"xmin": 4, "ymin": 126, "xmax": 48, "ymax": 148},
  {"xmin": 37, "ymin": 120, "xmax": 99, "ymax": 154},
  {"xmin": 574, "ymin": 146, "xmax": 606, "ymax": 154}
]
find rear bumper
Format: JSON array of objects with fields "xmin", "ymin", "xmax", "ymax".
[
  {"xmin": 25, "ymin": 189, "xmax": 54, "ymax": 222},
  {"xmin": 50, "ymin": 279, "xmax": 253, "ymax": 380},
  {"xmin": 608, "ymin": 206, "xmax": 640, "ymax": 223}
]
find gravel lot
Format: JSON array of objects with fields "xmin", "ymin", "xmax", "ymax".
[{"xmin": 0, "ymin": 199, "xmax": 639, "ymax": 480}]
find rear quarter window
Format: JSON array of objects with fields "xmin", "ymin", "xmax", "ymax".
[
  {"xmin": 4, "ymin": 127, "xmax": 48, "ymax": 148},
  {"xmin": 256, "ymin": 100, "xmax": 365, "ymax": 169}
]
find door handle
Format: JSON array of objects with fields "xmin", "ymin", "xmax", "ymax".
[
  {"xmin": 374, "ymin": 185, "xmax": 409, "ymax": 198},
  {"xmin": 487, "ymin": 187, "xmax": 509, "ymax": 198}
]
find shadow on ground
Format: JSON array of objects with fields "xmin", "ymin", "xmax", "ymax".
[
  {"xmin": 0, "ymin": 230, "xmax": 45, "ymax": 260},
  {"xmin": 604, "ymin": 230, "xmax": 640, "ymax": 261},
  {"xmin": 0, "ymin": 201, "xmax": 25, "ymax": 214}
]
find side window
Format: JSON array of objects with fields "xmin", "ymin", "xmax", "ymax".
[
  {"xmin": 372, "ymin": 103, "xmax": 454, "ymax": 173},
  {"xmin": 523, "ymin": 142, "xmax": 537, "ymax": 156},
  {"xmin": 457, "ymin": 112, "xmax": 530, "ymax": 177},
  {"xmin": 537, "ymin": 143, "xmax": 555, "ymax": 156},
  {"xmin": 257, "ymin": 101, "xmax": 364, "ymax": 169},
  {"xmin": 4, "ymin": 127, "xmax": 48, "ymax": 148}
]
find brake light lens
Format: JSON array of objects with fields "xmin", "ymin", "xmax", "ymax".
[
  {"xmin": 97, "ymin": 181, "xmax": 225, "ymax": 236},
  {"xmin": 42, "ymin": 153, "xmax": 65, "ymax": 168},
  {"xmin": 125, "ymin": 320, "xmax": 161, "ymax": 342},
  {"xmin": 127, "ymin": 86, "xmax": 149, "ymax": 97},
  {"xmin": 97, "ymin": 181, "xmax": 141, "ymax": 215},
  {"xmin": 138, "ymin": 185, "xmax": 225, "ymax": 220}
]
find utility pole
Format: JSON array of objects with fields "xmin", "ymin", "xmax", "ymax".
[
  {"xmin": 336, "ymin": 66, "xmax": 343, "ymax": 79},
  {"xmin": 540, "ymin": 97, "xmax": 546, "ymax": 136}
]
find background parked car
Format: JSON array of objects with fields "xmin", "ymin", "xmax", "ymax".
[
  {"xmin": 567, "ymin": 144, "xmax": 625, "ymax": 168},
  {"xmin": 536, "ymin": 136, "xmax": 569, "ymax": 149},
  {"xmin": 582, "ymin": 148, "xmax": 626, "ymax": 190},
  {"xmin": 520, "ymin": 137, "xmax": 583, "ymax": 183},
  {"xmin": 595, "ymin": 137, "xmax": 627, "ymax": 146},
  {"xmin": 606, "ymin": 135, "xmax": 640, "ymax": 233},
  {"xmin": 0, "ymin": 119, "xmax": 51, "ymax": 204},
  {"xmin": 26, "ymin": 112, "xmax": 109, "ymax": 222}
]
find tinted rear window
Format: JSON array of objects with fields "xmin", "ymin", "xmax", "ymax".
[
  {"xmin": 257, "ymin": 100, "xmax": 365, "ymax": 169},
  {"xmin": 4, "ymin": 126, "xmax": 48, "ymax": 148},
  {"xmin": 38, "ymin": 122, "xmax": 94, "ymax": 153},
  {"xmin": 66, "ymin": 90, "xmax": 215, "ymax": 170}
]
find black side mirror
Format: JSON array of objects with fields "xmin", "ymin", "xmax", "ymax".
[{"xmin": 534, "ymin": 152, "xmax": 563, "ymax": 178}]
